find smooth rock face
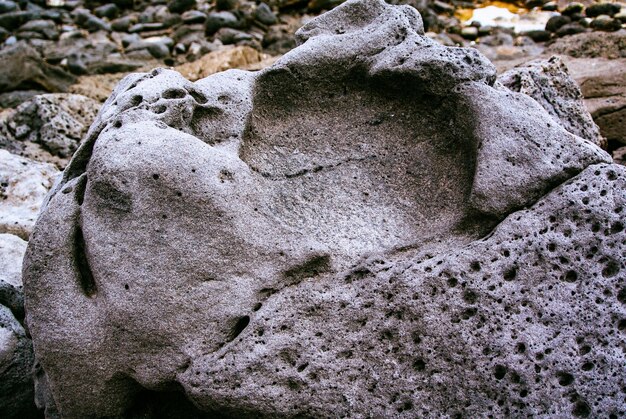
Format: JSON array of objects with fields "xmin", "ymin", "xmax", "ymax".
[
  {"xmin": 0, "ymin": 150, "xmax": 59, "ymax": 240},
  {"xmin": 23, "ymin": 0, "xmax": 623, "ymax": 417}
]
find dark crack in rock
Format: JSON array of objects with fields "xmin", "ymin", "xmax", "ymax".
[{"xmin": 23, "ymin": 0, "xmax": 622, "ymax": 417}]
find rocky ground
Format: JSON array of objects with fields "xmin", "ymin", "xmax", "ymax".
[{"xmin": 0, "ymin": 0, "xmax": 624, "ymax": 416}]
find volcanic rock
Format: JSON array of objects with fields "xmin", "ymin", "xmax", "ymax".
[
  {"xmin": 0, "ymin": 41, "xmax": 75, "ymax": 93},
  {"xmin": 23, "ymin": 0, "xmax": 623, "ymax": 417},
  {"xmin": 499, "ymin": 56, "xmax": 605, "ymax": 148},
  {"xmin": 0, "ymin": 93, "xmax": 100, "ymax": 161}
]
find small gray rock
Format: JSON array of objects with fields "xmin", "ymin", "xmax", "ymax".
[
  {"xmin": 254, "ymin": 2, "xmax": 277, "ymax": 25},
  {"xmin": 561, "ymin": 1, "xmax": 584, "ymax": 16},
  {"xmin": 585, "ymin": 2, "xmax": 621, "ymax": 18},
  {"xmin": 181, "ymin": 10, "xmax": 206, "ymax": 24},
  {"xmin": 0, "ymin": 0, "xmax": 18, "ymax": 14},
  {"xmin": 205, "ymin": 10, "xmax": 239, "ymax": 35},
  {"xmin": 72, "ymin": 8, "xmax": 111, "ymax": 32},
  {"xmin": 17, "ymin": 19, "xmax": 59, "ymax": 40},
  {"xmin": 167, "ymin": 0, "xmax": 195, "ymax": 14},
  {"xmin": 556, "ymin": 21, "xmax": 586, "ymax": 36},
  {"xmin": 94, "ymin": 3, "xmax": 120, "ymax": 20},
  {"xmin": 128, "ymin": 22, "xmax": 165, "ymax": 32},
  {"xmin": 461, "ymin": 26, "xmax": 478, "ymax": 40},
  {"xmin": 111, "ymin": 14, "xmax": 136, "ymax": 32},
  {"xmin": 545, "ymin": 14, "xmax": 570, "ymax": 32},
  {"xmin": 215, "ymin": 27, "xmax": 253, "ymax": 44}
]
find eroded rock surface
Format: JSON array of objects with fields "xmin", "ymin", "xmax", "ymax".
[
  {"xmin": 0, "ymin": 93, "xmax": 100, "ymax": 167},
  {"xmin": 23, "ymin": 0, "xmax": 624, "ymax": 417},
  {"xmin": 498, "ymin": 56, "xmax": 605, "ymax": 148}
]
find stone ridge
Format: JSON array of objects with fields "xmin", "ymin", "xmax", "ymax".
[{"xmin": 22, "ymin": 0, "xmax": 622, "ymax": 417}]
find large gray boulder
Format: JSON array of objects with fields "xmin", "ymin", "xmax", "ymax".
[{"xmin": 23, "ymin": 0, "xmax": 623, "ymax": 417}]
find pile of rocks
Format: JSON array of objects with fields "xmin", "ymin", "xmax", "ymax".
[
  {"xmin": 1, "ymin": 0, "xmax": 623, "ymax": 109},
  {"xmin": 544, "ymin": 1, "xmax": 624, "ymax": 38},
  {"xmin": 0, "ymin": 0, "xmax": 304, "ymax": 109}
]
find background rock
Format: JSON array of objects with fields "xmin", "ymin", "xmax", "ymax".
[
  {"xmin": 499, "ymin": 56, "xmax": 606, "ymax": 148},
  {"xmin": 562, "ymin": 57, "xmax": 626, "ymax": 146},
  {"xmin": 546, "ymin": 30, "xmax": 626, "ymax": 59},
  {"xmin": 175, "ymin": 45, "xmax": 275, "ymax": 81},
  {"xmin": 0, "ymin": 233, "xmax": 38, "ymax": 419},
  {"xmin": 0, "ymin": 41, "xmax": 75, "ymax": 94},
  {"xmin": 0, "ymin": 150, "xmax": 59, "ymax": 239},
  {"xmin": 0, "ymin": 93, "xmax": 100, "ymax": 162}
]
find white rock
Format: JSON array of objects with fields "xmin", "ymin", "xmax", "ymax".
[
  {"xmin": 0, "ymin": 150, "xmax": 59, "ymax": 240},
  {"xmin": 0, "ymin": 233, "xmax": 26, "ymax": 288}
]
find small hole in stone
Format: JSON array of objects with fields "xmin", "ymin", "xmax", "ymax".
[
  {"xmin": 563, "ymin": 270, "xmax": 578, "ymax": 282},
  {"xmin": 602, "ymin": 260, "xmax": 620, "ymax": 278},
  {"xmin": 413, "ymin": 359, "xmax": 426, "ymax": 371},
  {"xmin": 572, "ymin": 400, "xmax": 591, "ymax": 417},
  {"xmin": 227, "ymin": 315, "xmax": 250, "ymax": 342},
  {"xmin": 503, "ymin": 267, "xmax": 517, "ymax": 281},
  {"xmin": 557, "ymin": 371, "xmax": 574, "ymax": 386},
  {"xmin": 494, "ymin": 364, "xmax": 506, "ymax": 380},
  {"xmin": 581, "ymin": 362, "xmax": 593, "ymax": 371},
  {"xmin": 130, "ymin": 95, "xmax": 143, "ymax": 106},
  {"xmin": 162, "ymin": 88, "xmax": 187, "ymax": 99}
]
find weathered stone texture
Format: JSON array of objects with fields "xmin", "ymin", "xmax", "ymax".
[{"xmin": 23, "ymin": 0, "xmax": 624, "ymax": 417}]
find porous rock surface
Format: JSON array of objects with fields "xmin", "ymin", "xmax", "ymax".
[
  {"xmin": 0, "ymin": 93, "xmax": 101, "ymax": 165},
  {"xmin": 23, "ymin": 0, "xmax": 624, "ymax": 417},
  {"xmin": 498, "ymin": 56, "xmax": 605, "ymax": 149}
]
